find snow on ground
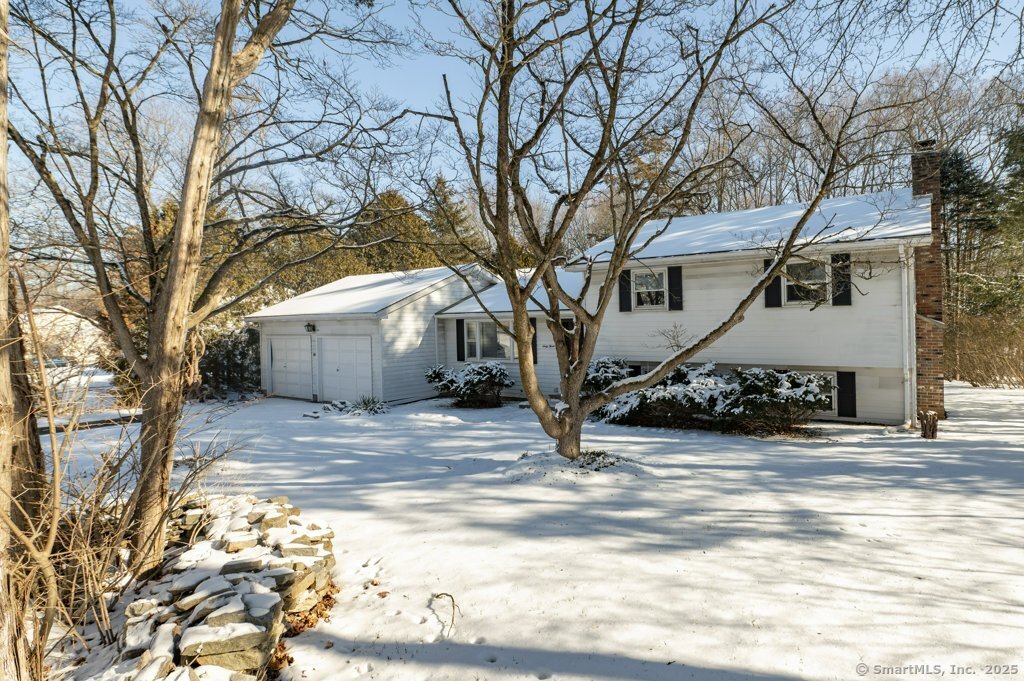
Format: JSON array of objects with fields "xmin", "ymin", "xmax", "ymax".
[
  {"xmin": 75, "ymin": 384, "xmax": 1024, "ymax": 680},
  {"xmin": 198, "ymin": 384, "xmax": 1024, "ymax": 680}
]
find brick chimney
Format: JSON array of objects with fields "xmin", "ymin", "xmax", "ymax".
[{"xmin": 911, "ymin": 140, "xmax": 945, "ymax": 418}]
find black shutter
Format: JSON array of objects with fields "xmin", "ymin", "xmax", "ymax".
[
  {"xmin": 764, "ymin": 259, "xmax": 782, "ymax": 308},
  {"xmin": 836, "ymin": 371, "xmax": 857, "ymax": 417},
  {"xmin": 831, "ymin": 253, "xmax": 852, "ymax": 306},
  {"xmin": 456, "ymin": 319, "xmax": 465, "ymax": 362},
  {"xmin": 667, "ymin": 266, "xmax": 683, "ymax": 310},
  {"xmin": 529, "ymin": 318, "xmax": 538, "ymax": 364},
  {"xmin": 618, "ymin": 269, "xmax": 632, "ymax": 312}
]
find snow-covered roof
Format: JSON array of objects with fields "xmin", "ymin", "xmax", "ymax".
[
  {"xmin": 438, "ymin": 270, "xmax": 586, "ymax": 316},
  {"xmin": 581, "ymin": 188, "xmax": 932, "ymax": 263},
  {"xmin": 247, "ymin": 266, "xmax": 468, "ymax": 319}
]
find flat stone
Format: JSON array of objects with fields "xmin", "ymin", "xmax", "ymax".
[
  {"xmin": 149, "ymin": 621, "xmax": 178, "ymax": 659},
  {"xmin": 242, "ymin": 592, "xmax": 282, "ymax": 627},
  {"xmin": 282, "ymin": 569, "xmax": 317, "ymax": 599},
  {"xmin": 165, "ymin": 669, "xmax": 200, "ymax": 681},
  {"xmin": 205, "ymin": 595, "xmax": 248, "ymax": 627},
  {"xmin": 222, "ymin": 531, "xmax": 259, "ymax": 553},
  {"xmin": 279, "ymin": 543, "xmax": 318, "ymax": 558},
  {"xmin": 258, "ymin": 513, "xmax": 287, "ymax": 533},
  {"xmin": 133, "ymin": 655, "xmax": 175, "ymax": 681},
  {"xmin": 266, "ymin": 496, "xmax": 289, "ymax": 505},
  {"xmin": 168, "ymin": 568, "xmax": 218, "ymax": 596},
  {"xmin": 193, "ymin": 647, "xmax": 268, "ymax": 672},
  {"xmin": 122, "ymin": 616, "xmax": 156, "ymax": 656},
  {"xmin": 187, "ymin": 593, "xmax": 235, "ymax": 625},
  {"xmin": 220, "ymin": 557, "xmax": 265, "ymax": 575},
  {"xmin": 315, "ymin": 567, "xmax": 330, "ymax": 592},
  {"xmin": 284, "ymin": 588, "xmax": 320, "ymax": 613},
  {"xmin": 125, "ymin": 598, "xmax": 159, "ymax": 618},
  {"xmin": 179, "ymin": 623, "xmax": 267, "ymax": 658},
  {"xmin": 176, "ymin": 576, "xmax": 234, "ymax": 612}
]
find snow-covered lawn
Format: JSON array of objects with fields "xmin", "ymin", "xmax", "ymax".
[
  {"xmin": 178, "ymin": 383, "xmax": 1023, "ymax": 681},
  {"xmin": 74, "ymin": 384, "xmax": 1024, "ymax": 679}
]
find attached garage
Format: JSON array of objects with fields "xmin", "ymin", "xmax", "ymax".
[{"xmin": 246, "ymin": 266, "xmax": 492, "ymax": 404}]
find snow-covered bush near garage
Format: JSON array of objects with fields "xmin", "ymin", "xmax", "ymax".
[
  {"xmin": 425, "ymin": 362, "xmax": 514, "ymax": 407},
  {"xmin": 581, "ymin": 357, "xmax": 631, "ymax": 395},
  {"xmin": 596, "ymin": 362, "xmax": 833, "ymax": 434}
]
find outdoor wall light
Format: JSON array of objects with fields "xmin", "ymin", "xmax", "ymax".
[{"xmin": 304, "ymin": 322, "xmax": 317, "ymax": 333}]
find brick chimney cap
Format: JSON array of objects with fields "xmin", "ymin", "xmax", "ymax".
[{"xmin": 914, "ymin": 139, "xmax": 938, "ymax": 151}]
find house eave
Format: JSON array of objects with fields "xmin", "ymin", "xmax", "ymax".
[{"xmin": 566, "ymin": 235, "xmax": 932, "ymax": 271}]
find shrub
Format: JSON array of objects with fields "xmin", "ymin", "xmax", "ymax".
[
  {"xmin": 327, "ymin": 395, "xmax": 389, "ymax": 416},
  {"xmin": 581, "ymin": 357, "xmax": 631, "ymax": 395},
  {"xmin": 198, "ymin": 326, "xmax": 261, "ymax": 396},
  {"xmin": 425, "ymin": 362, "xmax": 514, "ymax": 407},
  {"xmin": 596, "ymin": 362, "xmax": 832, "ymax": 434}
]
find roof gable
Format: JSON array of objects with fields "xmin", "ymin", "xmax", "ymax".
[
  {"xmin": 581, "ymin": 188, "xmax": 931, "ymax": 263},
  {"xmin": 438, "ymin": 269, "xmax": 585, "ymax": 316}
]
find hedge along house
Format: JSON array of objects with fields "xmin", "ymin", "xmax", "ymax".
[{"xmin": 245, "ymin": 265, "xmax": 492, "ymax": 403}]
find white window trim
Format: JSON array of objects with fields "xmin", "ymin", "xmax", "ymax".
[
  {"xmin": 463, "ymin": 319, "xmax": 517, "ymax": 362},
  {"xmin": 783, "ymin": 260, "xmax": 831, "ymax": 306},
  {"xmin": 632, "ymin": 267, "xmax": 669, "ymax": 310}
]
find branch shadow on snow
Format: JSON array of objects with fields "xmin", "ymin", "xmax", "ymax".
[{"xmin": 299, "ymin": 633, "xmax": 808, "ymax": 681}]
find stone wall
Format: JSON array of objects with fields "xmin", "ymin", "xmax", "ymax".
[{"xmin": 73, "ymin": 495, "xmax": 336, "ymax": 681}]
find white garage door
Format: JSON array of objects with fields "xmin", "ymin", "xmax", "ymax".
[
  {"xmin": 319, "ymin": 336, "xmax": 373, "ymax": 402},
  {"xmin": 269, "ymin": 336, "xmax": 313, "ymax": 399}
]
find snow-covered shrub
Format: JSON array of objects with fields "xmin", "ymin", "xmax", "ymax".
[
  {"xmin": 425, "ymin": 362, "xmax": 514, "ymax": 407},
  {"xmin": 581, "ymin": 357, "xmax": 631, "ymax": 395},
  {"xmin": 326, "ymin": 395, "xmax": 390, "ymax": 416},
  {"xmin": 597, "ymin": 363, "xmax": 832, "ymax": 434},
  {"xmin": 723, "ymin": 368, "xmax": 833, "ymax": 432}
]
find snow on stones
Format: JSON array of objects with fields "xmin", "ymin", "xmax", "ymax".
[{"xmin": 68, "ymin": 494, "xmax": 336, "ymax": 681}]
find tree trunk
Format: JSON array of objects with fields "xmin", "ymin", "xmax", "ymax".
[
  {"xmin": 0, "ymin": 0, "xmax": 31, "ymax": 671},
  {"xmin": 129, "ymin": 365, "xmax": 185, "ymax": 574},
  {"xmin": 556, "ymin": 416, "xmax": 584, "ymax": 461},
  {"xmin": 129, "ymin": 0, "xmax": 243, "ymax": 573},
  {"xmin": 6, "ymin": 278, "xmax": 44, "ymax": 532}
]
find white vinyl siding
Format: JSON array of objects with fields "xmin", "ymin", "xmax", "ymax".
[
  {"xmin": 441, "ymin": 317, "xmax": 563, "ymax": 397},
  {"xmin": 582, "ymin": 248, "xmax": 909, "ymax": 423},
  {"xmin": 378, "ymin": 274, "xmax": 489, "ymax": 403},
  {"xmin": 589, "ymin": 250, "xmax": 904, "ymax": 369}
]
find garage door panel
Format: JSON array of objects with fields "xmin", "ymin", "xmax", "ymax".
[
  {"xmin": 269, "ymin": 336, "xmax": 312, "ymax": 399},
  {"xmin": 320, "ymin": 336, "xmax": 373, "ymax": 402}
]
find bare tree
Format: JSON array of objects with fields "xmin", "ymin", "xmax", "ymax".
[
  {"xmin": 1, "ymin": 0, "xmax": 33, "ymax": 672},
  {"xmin": 8, "ymin": 0, "xmax": 401, "ymax": 572},
  {"xmin": 419, "ymin": 0, "xmax": 937, "ymax": 459}
]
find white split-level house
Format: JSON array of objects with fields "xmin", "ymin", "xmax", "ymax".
[{"xmin": 247, "ymin": 146, "xmax": 947, "ymax": 425}]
